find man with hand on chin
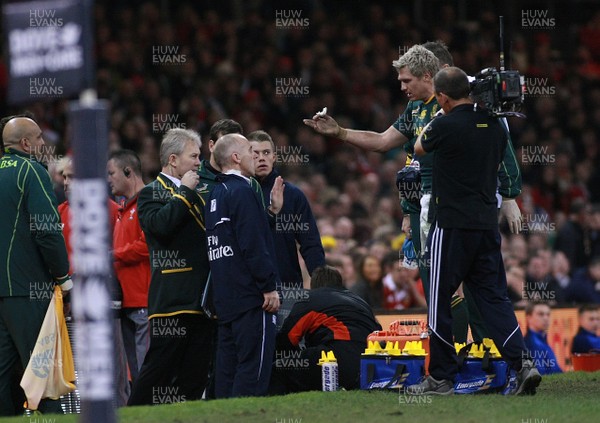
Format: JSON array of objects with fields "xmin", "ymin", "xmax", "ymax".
[{"xmin": 129, "ymin": 128, "xmax": 214, "ymax": 405}]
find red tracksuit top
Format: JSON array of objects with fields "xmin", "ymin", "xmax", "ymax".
[{"xmin": 113, "ymin": 194, "xmax": 151, "ymax": 308}]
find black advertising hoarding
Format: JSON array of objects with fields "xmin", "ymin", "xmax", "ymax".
[{"xmin": 3, "ymin": 0, "xmax": 93, "ymax": 104}]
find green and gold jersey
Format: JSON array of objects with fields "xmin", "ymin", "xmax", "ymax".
[
  {"xmin": 394, "ymin": 96, "xmax": 440, "ymax": 213},
  {"xmin": 0, "ymin": 149, "xmax": 70, "ymax": 296}
]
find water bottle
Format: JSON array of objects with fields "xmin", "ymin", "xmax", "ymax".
[{"xmin": 318, "ymin": 351, "xmax": 338, "ymax": 391}]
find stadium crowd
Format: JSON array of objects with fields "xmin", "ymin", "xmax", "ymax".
[{"xmin": 1, "ymin": 1, "xmax": 600, "ymax": 312}]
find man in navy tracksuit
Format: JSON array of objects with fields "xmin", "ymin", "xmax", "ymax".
[
  {"xmin": 248, "ymin": 130, "xmax": 325, "ymax": 288},
  {"xmin": 206, "ymin": 133, "xmax": 282, "ymax": 398},
  {"xmin": 408, "ymin": 67, "xmax": 541, "ymax": 395}
]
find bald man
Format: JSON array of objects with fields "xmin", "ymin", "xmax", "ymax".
[
  {"xmin": 206, "ymin": 134, "xmax": 281, "ymax": 398},
  {"xmin": 0, "ymin": 117, "xmax": 72, "ymax": 415}
]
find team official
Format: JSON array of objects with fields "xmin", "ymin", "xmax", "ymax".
[
  {"xmin": 128, "ymin": 128, "xmax": 214, "ymax": 405},
  {"xmin": 206, "ymin": 133, "xmax": 281, "ymax": 398}
]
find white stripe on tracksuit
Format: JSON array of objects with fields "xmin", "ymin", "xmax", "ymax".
[
  {"xmin": 257, "ymin": 311, "xmax": 266, "ymax": 381},
  {"xmin": 428, "ymin": 224, "xmax": 455, "ymax": 350}
]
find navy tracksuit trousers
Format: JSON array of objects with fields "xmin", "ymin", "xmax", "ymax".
[
  {"xmin": 426, "ymin": 223, "xmax": 526, "ymax": 381},
  {"xmin": 216, "ymin": 307, "xmax": 276, "ymax": 398}
]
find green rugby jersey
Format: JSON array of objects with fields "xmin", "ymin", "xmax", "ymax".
[
  {"xmin": 394, "ymin": 96, "xmax": 440, "ymax": 213},
  {"xmin": 394, "ymin": 101, "xmax": 522, "ymax": 214},
  {"xmin": 497, "ymin": 118, "xmax": 522, "ymax": 199}
]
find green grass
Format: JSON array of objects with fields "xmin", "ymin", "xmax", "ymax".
[{"xmin": 1, "ymin": 372, "xmax": 598, "ymax": 423}]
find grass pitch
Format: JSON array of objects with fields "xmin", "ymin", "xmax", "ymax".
[{"xmin": 1, "ymin": 371, "xmax": 597, "ymax": 423}]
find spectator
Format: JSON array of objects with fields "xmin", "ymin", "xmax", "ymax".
[
  {"xmin": 249, "ymin": 130, "xmax": 325, "ymax": 288},
  {"xmin": 589, "ymin": 204, "xmax": 600, "ymax": 259},
  {"xmin": 565, "ymin": 257, "xmax": 600, "ymax": 304},
  {"xmin": 552, "ymin": 251, "xmax": 572, "ymax": 293},
  {"xmin": 571, "ymin": 305, "xmax": 600, "ymax": 353},
  {"xmin": 270, "ymin": 266, "xmax": 381, "ymax": 394},
  {"xmin": 129, "ymin": 128, "xmax": 214, "ymax": 405},
  {"xmin": 524, "ymin": 302, "xmax": 563, "ymax": 375},
  {"xmin": 350, "ymin": 254, "xmax": 384, "ymax": 308},
  {"xmin": 382, "ymin": 252, "xmax": 426, "ymax": 310},
  {"xmin": 206, "ymin": 133, "xmax": 281, "ymax": 398},
  {"xmin": 554, "ymin": 198, "xmax": 591, "ymax": 270},
  {"xmin": 0, "ymin": 116, "xmax": 71, "ymax": 415},
  {"xmin": 336, "ymin": 253, "xmax": 359, "ymax": 290},
  {"xmin": 525, "ymin": 255, "xmax": 563, "ymax": 304},
  {"xmin": 506, "ymin": 265, "xmax": 528, "ymax": 307},
  {"xmin": 108, "ymin": 150, "xmax": 151, "ymax": 383}
]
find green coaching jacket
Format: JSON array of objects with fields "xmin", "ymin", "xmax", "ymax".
[
  {"xmin": 137, "ymin": 173, "xmax": 210, "ymax": 319},
  {"xmin": 0, "ymin": 148, "xmax": 70, "ymax": 297}
]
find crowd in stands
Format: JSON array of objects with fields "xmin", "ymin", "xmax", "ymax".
[{"xmin": 1, "ymin": 0, "xmax": 599, "ymax": 310}]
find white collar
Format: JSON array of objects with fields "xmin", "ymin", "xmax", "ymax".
[
  {"xmin": 224, "ymin": 169, "xmax": 251, "ymax": 184},
  {"xmin": 160, "ymin": 172, "xmax": 181, "ymax": 187}
]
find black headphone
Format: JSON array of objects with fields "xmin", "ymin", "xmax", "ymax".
[{"xmin": 123, "ymin": 168, "xmax": 131, "ymax": 177}]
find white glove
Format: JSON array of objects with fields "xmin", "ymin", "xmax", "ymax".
[{"xmin": 500, "ymin": 198, "xmax": 522, "ymax": 234}]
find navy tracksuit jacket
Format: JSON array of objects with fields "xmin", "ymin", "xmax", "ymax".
[
  {"xmin": 206, "ymin": 171, "xmax": 281, "ymax": 397},
  {"xmin": 259, "ymin": 169, "xmax": 325, "ymax": 287}
]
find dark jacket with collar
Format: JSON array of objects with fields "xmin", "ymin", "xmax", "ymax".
[
  {"xmin": 206, "ymin": 172, "xmax": 280, "ymax": 323},
  {"xmin": 258, "ymin": 169, "xmax": 325, "ymax": 287},
  {"xmin": 137, "ymin": 173, "xmax": 209, "ymax": 318}
]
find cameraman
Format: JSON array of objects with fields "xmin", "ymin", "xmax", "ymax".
[
  {"xmin": 422, "ymin": 41, "xmax": 523, "ymax": 343},
  {"xmin": 407, "ymin": 67, "xmax": 540, "ymax": 396}
]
